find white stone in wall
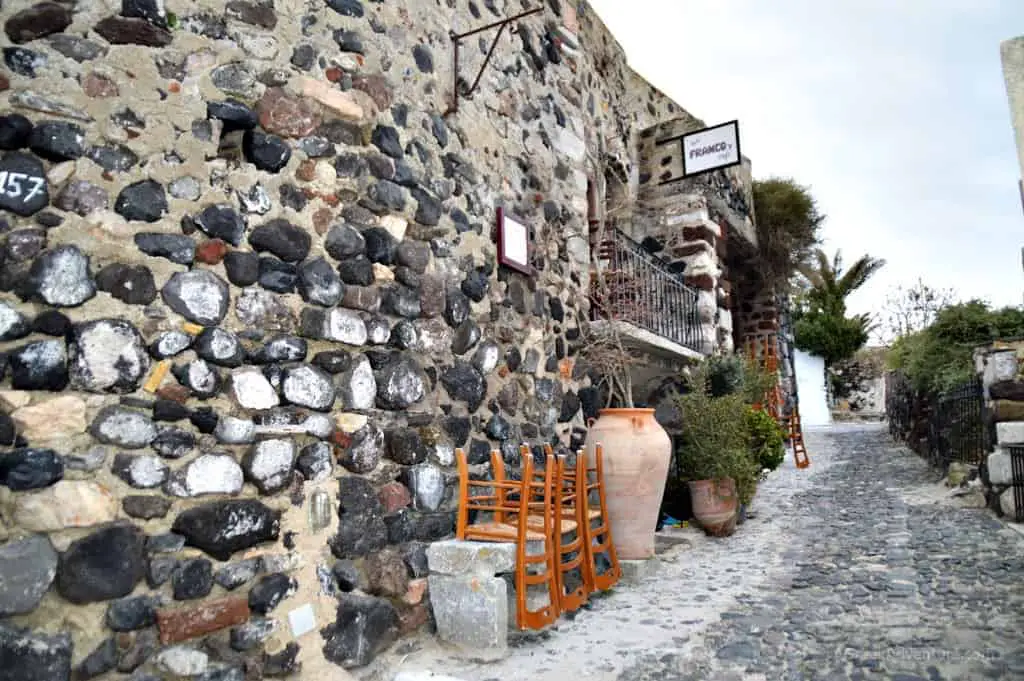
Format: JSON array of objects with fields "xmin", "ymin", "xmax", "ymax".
[
  {"xmin": 322, "ymin": 309, "xmax": 368, "ymax": 346},
  {"xmin": 996, "ymin": 421, "xmax": 1024, "ymax": 445},
  {"xmin": 230, "ymin": 368, "xmax": 280, "ymax": 410},
  {"xmin": 681, "ymin": 251, "xmax": 718, "ymax": 277},
  {"xmin": 988, "ymin": 450, "xmax": 1014, "ymax": 486},
  {"xmin": 165, "ymin": 454, "xmax": 244, "ymax": 498},
  {"xmin": 216, "ymin": 416, "xmax": 256, "ymax": 444},
  {"xmin": 380, "ymin": 215, "xmax": 408, "ymax": 242},
  {"xmin": 697, "ymin": 290, "xmax": 717, "ymax": 324},
  {"xmin": 718, "ymin": 307, "xmax": 734, "ymax": 335},
  {"xmin": 13, "ymin": 481, "xmax": 118, "ymax": 532},
  {"xmin": 999, "ymin": 487, "xmax": 1022, "ymax": 521},
  {"xmin": 552, "ymin": 127, "xmax": 586, "ymax": 162}
]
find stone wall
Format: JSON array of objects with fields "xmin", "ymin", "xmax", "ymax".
[
  {"xmin": 976, "ymin": 341, "xmax": 1024, "ymax": 522},
  {"xmin": 0, "ymin": 0, "xmax": 755, "ymax": 677},
  {"xmin": 829, "ymin": 347, "xmax": 886, "ymax": 421}
]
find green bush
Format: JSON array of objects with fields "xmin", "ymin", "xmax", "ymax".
[
  {"xmin": 793, "ymin": 309, "xmax": 869, "ymax": 366},
  {"xmin": 746, "ymin": 408, "xmax": 786, "ymax": 471},
  {"xmin": 888, "ymin": 301, "xmax": 1024, "ymax": 393}
]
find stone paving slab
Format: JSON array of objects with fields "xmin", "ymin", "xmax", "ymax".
[{"xmin": 374, "ymin": 424, "xmax": 1024, "ymax": 681}]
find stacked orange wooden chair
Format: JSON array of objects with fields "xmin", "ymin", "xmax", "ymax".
[{"xmin": 454, "ymin": 443, "xmax": 621, "ymax": 630}]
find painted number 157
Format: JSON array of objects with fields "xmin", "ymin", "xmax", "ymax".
[{"xmin": 0, "ymin": 171, "xmax": 46, "ymax": 203}]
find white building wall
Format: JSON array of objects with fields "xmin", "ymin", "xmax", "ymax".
[{"xmin": 794, "ymin": 350, "xmax": 831, "ymax": 427}]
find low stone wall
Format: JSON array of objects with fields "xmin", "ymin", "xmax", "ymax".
[{"xmin": 976, "ymin": 342, "xmax": 1024, "ymax": 522}]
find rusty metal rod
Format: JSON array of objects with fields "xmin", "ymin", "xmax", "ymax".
[{"xmin": 449, "ymin": 6, "xmax": 543, "ymax": 41}]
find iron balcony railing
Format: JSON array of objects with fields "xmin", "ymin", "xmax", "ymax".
[{"xmin": 589, "ymin": 229, "xmax": 704, "ymax": 354}]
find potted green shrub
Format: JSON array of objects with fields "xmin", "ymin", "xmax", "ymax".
[{"xmin": 672, "ymin": 365, "xmax": 757, "ymax": 536}]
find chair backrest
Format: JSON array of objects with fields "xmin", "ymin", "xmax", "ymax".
[
  {"xmin": 519, "ymin": 444, "xmax": 555, "ymax": 534},
  {"xmin": 455, "ymin": 447, "xmax": 536, "ymax": 538}
]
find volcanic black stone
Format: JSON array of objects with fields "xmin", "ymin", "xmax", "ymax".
[
  {"xmin": 95, "ymin": 263, "xmax": 157, "ymax": 305},
  {"xmin": 194, "ymin": 328, "xmax": 244, "ymax": 367},
  {"xmin": 505, "ymin": 346, "xmax": 522, "ymax": 372},
  {"xmin": 230, "ymin": 618, "xmax": 276, "ymax": 652},
  {"xmin": 387, "ymin": 320, "xmax": 416, "ymax": 349},
  {"xmin": 290, "ymin": 44, "xmax": 316, "ymax": 70},
  {"xmin": 363, "ymin": 181, "xmax": 406, "ymax": 214},
  {"xmin": 75, "ymin": 637, "xmax": 118, "ymax": 680},
  {"xmin": 384, "ymin": 509, "xmax": 454, "ymax": 544},
  {"xmin": 194, "ymin": 204, "xmax": 247, "ymax": 246},
  {"xmin": 0, "ymin": 152, "xmax": 49, "ymax": 217},
  {"xmin": 0, "ymin": 301, "xmax": 30, "ymax": 342},
  {"xmin": 361, "ymin": 227, "xmax": 398, "ymax": 265},
  {"xmin": 151, "ymin": 427, "xmax": 196, "ymax": 459},
  {"xmin": 122, "ymin": 495, "xmax": 171, "ymax": 520},
  {"xmin": 189, "ymin": 407, "xmax": 219, "ymax": 434},
  {"xmin": 0, "ymin": 449, "xmax": 63, "ymax": 491},
  {"xmin": 207, "ymin": 100, "xmax": 258, "ymax": 132},
  {"xmin": 441, "ymin": 361, "xmax": 486, "ymax": 412},
  {"xmin": 312, "ymin": 350, "xmax": 352, "ymax": 374},
  {"xmin": 5, "ymin": 3, "xmax": 75, "ymax": 43},
  {"xmin": 153, "ymin": 399, "xmax": 191, "ymax": 422},
  {"xmin": 86, "ymin": 144, "xmax": 139, "ymax": 173},
  {"xmin": 278, "ymin": 183, "xmax": 307, "ymax": 212},
  {"xmin": 264, "ymin": 642, "xmax": 300, "ymax": 677},
  {"xmin": 579, "ymin": 386, "xmax": 601, "ymax": 421},
  {"xmin": 172, "ymin": 558, "xmax": 214, "ymax": 601},
  {"xmin": 333, "ymin": 29, "xmax": 364, "ymax": 54},
  {"xmin": 5, "ymin": 228, "xmax": 47, "ymax": 262},
  {"xmin": 243, "ymin": 131, "xmax": 291, "ymax": 173},
  {"xmin": 3, "ymin": 47, "xmax": 45, "ymax": 77},
  {"xmin": 223, "ymin": 250, "xmax": 260, "ymax": 286},
  {"xmin": 149, "ymin": 330, "xmax": 191, "ymax": 359},
  {"xmin": 0, "ymin": 625, "xmax": 72, "ymax": 681},
  {"xmin": 94, "ymin": 15, "xmax": 172, "ymax": 46},
  {"xmin": 381, "ymin": 286, "xmax": 420, "ymax": 319},
  {"xmin": 366, "ymin": 154, "xmax": 394, "ymax": 181},
  {"xmin": 115, "ymin": 180, "xmax": 167, "ymax": 223},
  {"xmin": 327, "ymin": 0, "xmax": 365, "ymax": 17},
  {"xmin": 371, "ymin": 126, "xmax": 403, "ymax": 159},
  {"xmin": 442, "ymin": 416, "xmax": 470, "ymax": 447},
  {"xmin": 298, "ymin": 257, "xmax": 345, "ymax": 308},
  {"xmin": 332, "ymin": 560, "xmax": 361, "ymax": 592},
  {"xmin": 0, "ymin": 413, "xmax": 15, "ymax": 447},
  {"xmin": 258, "ymin": 257, "xmax": 298, "ymax": 293},
  {"xmin": 56, "ymin": 524, "xmax": 146, "ymax": 604},
  {"xmin": 452, "ymin": 320, "xmax": 481, "ymax": 355},
  {"xmin": 461, "ymin": 269, "xmax": 489, "ymax": 302},
  {"xmin": 411, "ymin": 186, "xmax": 441, "ymax": 226},
  {"xmin": 336, "ymin": 255, "xmax": 374, "ymax": 286},
  {"xmin": 559, "ymin": 390, "xmax": 581, "ymax": 422},
  {"xmin": 386, "ymin": 428, "xmax": 427, "ymax": 465},
  {"xmin": 28, "ymin": 120, "xmax": 85, "ymax": 161},
  {"xmin": 0, "ymin": 115, "xmax": 33, "ymax": 151},
  {"xmin": 322, "ymin": 593, "xmax": 398, "ymax": 669},
  {"xmin": 412, "ymin": 44, "xmax": 434, "ymax": 73},
  {"xmin": 248, "ymin": 573, "xmax": 295, "ymax": 615},
  {"xmin": 8, "ymin": 340, "xmax": 67, "ymax": 391},
  {"xmin": 133, "ymin": 233, "xmax": 196, "ymax": 266},
  {"xmin": 396, "ymin": 241, "xmax": 430, "ymax": 274},
  {"xmin": 334, "ymin": 152, "xmax": 368, "ymax": 178},
  {"xmin": 106, "ymin": 594, "xmax": 159, "ymax": 631},
  {"xmin": 122, "ymin": 0, "xmax": 169, "ymax": 28},
  {"xmin": 172, "ymin": 499, "xmax": 281, "ymax": 561},
  {"xmin": 445, "ymin": 288, "xmax": 470, "ymax": 327},
  {"xmin": 250, "ymin": 219, "xmax": 312, "ymax": 263}
]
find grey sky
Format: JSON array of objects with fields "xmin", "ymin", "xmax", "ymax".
[{"xmin": 588, "ymin": 0, "xmax": 1024, "ymax": 318}]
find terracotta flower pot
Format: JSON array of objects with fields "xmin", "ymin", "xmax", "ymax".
[
  {"xmin": 584, "ymin": 408, "xmax": 671, "ymax": 560},
  {"xmin": 688, "ymin": 478, "xmax": 738, "ymax": 537}
]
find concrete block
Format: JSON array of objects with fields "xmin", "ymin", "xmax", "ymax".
[
  {"xmin": 996, "ymin": 421, "xmax": 1024, "ymax": 445},
  {"xmin": 426, "ymin": 540, "xmax": 515, "ymax": 577},
  {"xmin": 999, "ymin": 488, "xmax": 1023, "ymax": 522},
  {"xmin": 985, "ymin": 350, "xmax": 1019, "ymax": 386},
  {"xmin": 988, "ymin": 450, "xmax": 1015, "ymax": 486},
  {"xmin": 619, "ymin": 557, "xmax": 660, "ymax": 585},
  {"xmin": 428, "ymin": 574, "xmax": 507, "ymax": 655}
]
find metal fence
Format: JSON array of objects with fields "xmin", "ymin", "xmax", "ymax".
[
  {"xmin": 885, "ymin": 371, "xmax": 989, "ymax": 468},
  {"xmin": 1009, "ymin": 445, "xmax": 1024, "ymax": 521},
  {"xmin": 589, "ymin": 229, "xmax": 703, "ymax": 353}
]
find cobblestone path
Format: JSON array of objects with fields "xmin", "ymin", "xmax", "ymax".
[{"xmin": 388, "ymin": 425, "xmax": 1024, "ymax": 681}]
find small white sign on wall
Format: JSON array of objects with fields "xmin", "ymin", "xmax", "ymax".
[{"xmin": 681, "ymin": 121, "xmax": 741, "ymax": 176}]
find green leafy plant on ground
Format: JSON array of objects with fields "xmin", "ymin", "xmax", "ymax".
[
  {"xmin": 746, "ymin": 408, "xmax": 786, "ymax": 472},
  {"xmin": 888, "ymin": 301, "xmax": 1024, "ymax": 394}
]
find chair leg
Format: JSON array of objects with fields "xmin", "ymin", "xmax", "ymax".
[
  {"xmin": 582, "ymin": 444, "xmax": 621, "ymax": 592},
  {"xmin": 514, "ymin": 448, "xmax": 560, "ymax": 630},
  {"xmin": 554, "ymin": 453, "xmax": 589, "ymax": 613}
]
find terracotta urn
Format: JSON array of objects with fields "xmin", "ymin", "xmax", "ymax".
[
  {"xmin": 584, "ymin": 408, "xmax": 671, "ymax": 560},
  {"xmin": 688, "ymin": 478, "xmax": 738, "ymax": 537}
]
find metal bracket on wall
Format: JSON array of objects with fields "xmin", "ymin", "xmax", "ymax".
[{"xmin": 444, "ymin": 5, "xmax": 544, "ymax": 116}]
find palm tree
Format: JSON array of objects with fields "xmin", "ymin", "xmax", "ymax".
[{"xmin": 797, "ymin": 249, "xmax": 886, "ymax": 317}]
